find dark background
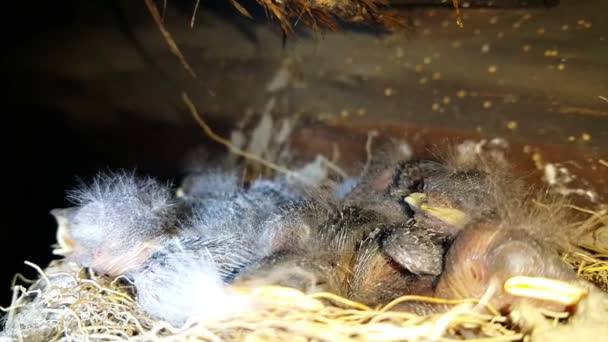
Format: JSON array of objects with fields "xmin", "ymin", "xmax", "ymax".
[{"xmin": 2, "ymin": 0, "xmax": 208, "ymax": 306}]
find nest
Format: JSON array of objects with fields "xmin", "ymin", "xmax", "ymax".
[
  {"xmin": 562, "ymin": 205, "xmax": 608, "ymax": 291},
  {"xmin": 244, "ymin": 0, "xmax": 411, "ymax": 33},
  {"xmin": 150, "ymin": 0, "xmax": 462, "ymax": 35},
  {"xmin": 2, "ymin": 208, "xmax": 606, "ymax": 342}
]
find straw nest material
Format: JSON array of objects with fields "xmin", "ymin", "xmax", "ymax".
[
  {"xmin": 203, "ymin": 0, "xmax": 413, "ymax": 32},
  {"xmin": 2, "ymin": 208, "xmax": 606, "ymax": 342},
  {"xmin": 149, "ymin": 0, "xmax": 463, "ymax": 34}
]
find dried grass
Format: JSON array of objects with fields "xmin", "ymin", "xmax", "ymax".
[
  {"xmin": 1, "ymin": 260, "xmax": 520, "ymax": 341},
  {"xmin": 237, "ymin": 0, "xmax": 465, "ymax": 33},
  {"xmin": 154, "ymin": 0, "xmax": 464, "ymax": 34},
  {"xmin": 561, "ymin": 206, "xmax": 608, "ymax": 291}
]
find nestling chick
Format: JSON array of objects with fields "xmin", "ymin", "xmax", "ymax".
[
  {"xmin": 339, "ymin": 155, "xmax": 463, "ymax": 278},
  {"xmin": 234, "ymin": 198, "xmax": 437, "ymax": 307},
  {"xmin": 181, "ymin": 177, "xmax": 304, "ymax": 281},
  {"xmin": 336, "ymin": 145, "xmax": 496, "ymax": 276},
  {"xmin": 386, "ymin": 148, "xmax": 587, "ymax": 314},
  {"xmin": 434, "ymin": 221, "xmax": 580, "ymax": 314},
  {"xmin": 177, "ymin": 167, "xmax": 304, "ymax": 224},
  {"xmin": 128, "ymin": 174, "xmax": 299, "ymax": 326},
  {"xmin": 50, "ymin": 170, "xmax": 306, "ymax": 325},
  {"xmin": 50, "ymin": 171, "xmax": 184, "ymax": 276},
  {"xmin": 176, "ymin": 168, "xmax": 241, "ymax": 201},
  {"xmin": 340, "ymin": 142, "xmax": 418, "ymax": 224},
  {"xmin": 130, "ymin": 236, "xmax": 253, "ymax": 326},
  {"xmin": 389, "ymin": 159, "xmax": 498, "ymax": 236},
  {"xmin": 234, "ymin": 149, "xmax": 464, "ymax": 305}
]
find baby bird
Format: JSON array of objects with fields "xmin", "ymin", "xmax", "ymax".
[
  {"xmin": 339, "ymin": 155, "xmax": 459, "ymax": 279},
  {"xmin": 246, "ymin": 144, "xmax": 587, "ymax": 314},
  {"xmin": 177, "ymin": 166, "xmax": 304, "ymax": 226},
  {"xmin": 384, "ymin": 149, "xmax": 588, "ymax": 314},
  {"xmin": 389, "ymin": 159, "xmax": 498, "ymax": 236},
  {"xmin": 233, "ymin": 150, "xmax": 468, "ymax": 306},
  {"xmin": 176, "ymin": 167, "xmax": 242, "ymax": 201},
  {"xmin": 434, "ymin": 221, "xmax": 580, "ymax": 314},
  {"xmin": 340, "ymin": 143, "xmax": 418, "ymax": 224},
  {"xmin": 136, "ymin": 174, "xmax": 305, "ymax": 325},
  {"xmin": 370, "ymin": 158, "xmax": 499, "ymax": 279},
  {"xmin": 178, "ymin": 174, "xmax": 305, "ymax": 281},
  {"xmin": 50, "ymin": 171, "xmax": 185, "ymax": 276},
  {"xmin": 128, "ymin": 233, "xmax": 254, "ymax": 325},
  {"xmin": 233, "ymin": 196, "xmax": 437, "ymax": 307},
  {"xmin": 50, "ymin": 170, "xmax": 303, "ymax": 325}
]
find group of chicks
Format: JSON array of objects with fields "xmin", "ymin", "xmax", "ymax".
[{"xmin": 50, "ymin": 145, "xmax": 587, "ymax": 326}]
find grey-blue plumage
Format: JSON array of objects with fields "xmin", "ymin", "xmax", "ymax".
[{"xmin": 49, "ymin": 170, "xmax": 310, "ymax": 325}]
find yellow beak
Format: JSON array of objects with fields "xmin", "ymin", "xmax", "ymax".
[
  {"xmin": 50, "ymin": 209, "xmax": 76, "ymax": 256},
  {"xmin": 404, "ymin": 192, "xmax": 469, "ymax": 227},
  {"xmin": 504, "ymin": 276, "xmax": 588, "ymax": 306}
]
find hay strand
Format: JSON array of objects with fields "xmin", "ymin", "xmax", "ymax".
[{"xmin": 144, "ymin": 0, "xmax": 197, "ymax": 78}]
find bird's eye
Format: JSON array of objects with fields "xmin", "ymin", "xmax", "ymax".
[
  {"xmin": 470, "ymin": 266, "xmax": 481, "ymax": 281},
  {"xmin": 315, "ymin": 280, "xmax": 328, "ymax": 287}
]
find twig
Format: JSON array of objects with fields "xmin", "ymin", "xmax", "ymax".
[
  {"xmin": 319, "ymin": 156, "xmax": 348, "ymax": 179},
  {"xmin": 190, "ymin": 0, "xmax": 201, "ymax": 28},
  {"xmin": 3, "ymin": 284, "xmax": 23, "ymax": 328},
  {"xmin": 381, "ymin": 295, "xmax": 500, "ymax": 316},
  {"xmin": 452, "ymin": 0, "xmax": 464, "ymax": 28},
  {"xmin": 362, "ymin": 130, "xmax": 379, "ymax": 175},
  {"xmin": 330, "ymin": 142, "xmax": 340, "ymax": 163},
  {"xmin": 144, "ymin": 0, "xmax": 198, "ymax": 78},
  {"xmin": 24, "ymin": 261, "xmax": 51, "ymax": 288},
  {"xmin": 181, "ymin": 92, "xmax": 300, "ymax": 179},
  {"xmin": 310, "ymin": 292, "xmax": 372, "ymax": 311},
  {"xmin": 565, "ymin": 204, "xmax": 604, "ymax": 217},
  {"xmin": 161, "ymin": 0, "xmax": 167, "ymax": 22}
]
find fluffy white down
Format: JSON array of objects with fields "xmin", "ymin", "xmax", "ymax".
[{"xmin": 133, "ymin": 247, "xmax": 253, "ymax": 327}]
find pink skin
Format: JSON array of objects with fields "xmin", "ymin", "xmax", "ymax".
[
  {"xmin": 434, "ymin": 222, "xmax": 577, "ymax": 313},
  {"xmin": 64, "ymin": 239, "xmax": 160, "ymax": 277}
]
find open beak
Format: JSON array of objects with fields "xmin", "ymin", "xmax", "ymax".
[
  {"xmin": 404, "ymin": 192, "xmax": 469, "ymax": 227},
  {"xmin": 50, "ymin": 208, "xmax": 76, "ymax": 256},
  {"xmin": 504, "ymin": 276, "xmax": 588, "ymax": 306}
]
